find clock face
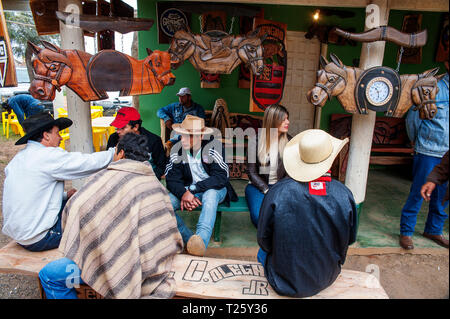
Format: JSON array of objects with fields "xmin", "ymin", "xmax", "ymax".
[{"xmin": 366, "ymin": 77, "xmax": 394, "ymax": 106}]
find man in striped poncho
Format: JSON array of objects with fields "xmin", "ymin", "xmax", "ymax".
[{"xmin": 38, "ymin": 133, "xmax": 183, "ymax": 299}]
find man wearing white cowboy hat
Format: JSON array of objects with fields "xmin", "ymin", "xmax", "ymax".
[
  {"xmin": 257, "ymin": 129, "xmax": 358, "ymax": 298},
  {"xmin": 157, "ymin": 87, "xmax": 206, "ymax": 150},
  {"xmin": 2, "ymin": 112, "xmax": 115, "ymax": 252},
  {"xmin": 165, "ymin": 115, "xmax": 238, "ymax": 256}
]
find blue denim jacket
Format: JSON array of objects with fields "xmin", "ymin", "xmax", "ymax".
[
  {"xmin": 156, "ymin": 101, "xmax": 205, "ymax": 124},
  {"xmin": 406, "ymin": 73, "xmax": 449, "ymax": 158}
]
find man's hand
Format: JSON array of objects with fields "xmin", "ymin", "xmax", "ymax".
[
  {"xmin": 420, "ymin": 182, "xmax": 436, "ymax": 202},
  {"xmin": 181, "ymin": 190, "xmax": 202, "ymax": 211},
  {"xmin": 67, "ymin": 188, "xmax": 77, "ymax": 199},
  {"xmin": 165, "ymin": 119, "xmax": 173, "ymax": 130}
]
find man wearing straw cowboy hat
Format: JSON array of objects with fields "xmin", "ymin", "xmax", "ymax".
[
  {"xmin": 257, "ymin": 129, "xmax": 358, "ymax": 298},
  {"xmin": 2, "ymin": 112, "xmax": 115, "ymax": 252},
  {"xmin": 165, "ymin": 115, "xmax": 238, "ymax": 256}
]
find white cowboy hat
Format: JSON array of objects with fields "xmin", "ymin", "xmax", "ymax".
[
  {"xmin": 172, "ymin": 115, "xmax": 214, "ymax": 135},
  {"xmin": 283, "ymin": 129, "xmax": 349, "ymax": 182}
]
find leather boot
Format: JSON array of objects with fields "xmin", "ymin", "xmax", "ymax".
[
  {"xmin": 423, "ymin": 233, "xmax": 449, "ymax": 248},
  {"xmin": 399, "ymin": 235, "xmax": 414, "ymax": 250}
]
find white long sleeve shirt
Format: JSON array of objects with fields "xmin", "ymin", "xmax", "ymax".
[{"xmin": 2, "ymin": 141, "xmax": 115, "ymax": 245}]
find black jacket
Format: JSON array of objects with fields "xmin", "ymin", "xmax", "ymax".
[
  {"xmin": 257, "ymin": 176, "xmax": 357, "ymax": 298},
  {"xmin": 106, "ymin": 127, "xmax": 167, "ymax": 179},
  {"xmin": 246, "ymin": 134, "xmax": 292, "ymax": 193},
  {"xmin": 165, "ymin": 138, "xmax": 238, "ymax": 205}
]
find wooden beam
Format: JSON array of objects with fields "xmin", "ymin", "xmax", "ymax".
[
  {"xmin": 344, "ymin": 0, "xmax": 389, "ymax": 205},
  {"xmin": 58, "ymin": 0, "xmax": 94, "ymax": 189},
  {"xmin": 179, "ymin": 0, "xmax": 448, "ymax": 12}
]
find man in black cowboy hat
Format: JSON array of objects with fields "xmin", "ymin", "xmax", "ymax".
[{"xmin": 2, "ymin": 112, "xmax": 115, "ymax": 252}]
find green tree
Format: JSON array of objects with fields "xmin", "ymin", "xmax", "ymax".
[{"xmin": 4, "ymin": 11, "xmax": 60, "ymax": 62}]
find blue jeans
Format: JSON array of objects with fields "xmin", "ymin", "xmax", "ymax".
[
  {"xmin": 169, "ymin": 187, "xmax": 227, "ymax": 247},
  {"xmin": 245, "ymin": 184, "xmax": 273, "ymax": 228},
  {"xmin": 39, "ymin": 257, "xmax": 84, "ymax": 299},
  {"xmin": 400, "ymin": 153, "xmax": 449, "ymax": 236},
  {"xmin": 21, "ymin": 199, "xmax": 67, "ymax": 252}
]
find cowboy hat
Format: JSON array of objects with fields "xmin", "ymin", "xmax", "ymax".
[
  {"xmin": 283, "ymin": 129, "xmax": 349, "ymax": 182},
  {"xmin": 172, "ymin": 115, "xmax": 214, "ymax": 135},
  {"xmin": 15, "ymin": 112, "xmax": 72, "ymax": 145}
]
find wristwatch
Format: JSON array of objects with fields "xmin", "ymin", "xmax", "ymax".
[{"xmin": 189, "ymin": 184, "xmax": 197, "ymax": 194}]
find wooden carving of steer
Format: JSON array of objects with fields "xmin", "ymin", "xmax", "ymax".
[
  {"xmin": 307, "ymin": 54, "xmax": 443, "ymax": 120},
  {"xmin": 28, "ymin": 41, "xmax": 176, "ymax": 102}
]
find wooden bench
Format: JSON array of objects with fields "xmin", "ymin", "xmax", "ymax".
[
  {"xmin": 177, "ymin": 196, "xmax": 249, "ymax": 243},
  {"xmin": 0, "ymin": 241, "xmax": 389, "ymax": 299},
  {"xmin": 329, "ymin": 114, "xmax": 414, "ymax": 181}
]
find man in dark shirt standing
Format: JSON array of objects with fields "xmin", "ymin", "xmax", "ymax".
[
  {"xmin": 106, "ymin": 107, "xmax": 167, "ymax": 180},
  {"xmin": 257, "ymin": 129, "xmax": 357, "ymax": 298}
]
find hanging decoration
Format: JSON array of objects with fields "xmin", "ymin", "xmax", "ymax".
[
  {"xmin": 249, "ymin": 18, "xmax": 287, "ymax": 112},
  {"xmin": 157, "ymin": 2, "xmax": 191, "ymax": 44},
  {"xmin": 199, "ymin": 11, "xmax": 227, "ymax": 88},
  {"xmin": 435, "ymin": 14, "xmax": 449, "ymax": 62},
  {"xmin": 168, "ymin": 28, "xmax": 265, "ymax": 76},
  {"xmin": 0, "ymin": 1, "xmax": 16, "ymax": 88},
  {"xmin": 27, "ymin": 41, "xmax": 176, "ymax": 102},
  {"xmin": 238, "ymin": 16, "xmax": 255, "ymax": 89},
  {"xmin": 397, "ymin": 14, "xmax": 423, "ymax": 64},
  {"xmin": 307, "ymin": 53, "xmax": 442, "ymax": 120}
]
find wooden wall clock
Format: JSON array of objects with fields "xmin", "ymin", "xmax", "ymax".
[{"xmin": 355, "ymin": 66, "xmax": 401, "ymax": 115}]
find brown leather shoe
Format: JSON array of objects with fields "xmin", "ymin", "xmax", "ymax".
[
  {"xmin": 399, "ymin": 235, "xmax": 414, "ymax": 250},
  {"xmin": 187, "ymin": 235, "xmax": 206, "ymax": 256},
  {"xmin": 423, "ymin": 233, "xmax": 449, "ymax": 248}
]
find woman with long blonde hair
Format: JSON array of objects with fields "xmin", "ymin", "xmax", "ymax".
[{"xmin": 245, "ymin": 104, "xmax": 291, "ymax": 227}]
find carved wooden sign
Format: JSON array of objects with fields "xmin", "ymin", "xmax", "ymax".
[
  {"xmin": 307, "ymin": 54, "xmax": 442, "ymax": 120},
  {"xmin": 168, "ymin": 29, "xmax": 265, "ymax": 76},
  {"xmin": 27, "ymin": 41, "xmax": 176, "ymax": 102}
]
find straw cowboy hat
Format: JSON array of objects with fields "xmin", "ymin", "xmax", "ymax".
[
  {"xmin": 172, "ymin": 115, "xmax": 214, "ymax": 135},
  {"xmin": 283, "ymin": 129, "xmax": 349, "ymax": 182},
  {"xmin": 15, "ymin": 112, "xmax": 72, "ymax": 145}
]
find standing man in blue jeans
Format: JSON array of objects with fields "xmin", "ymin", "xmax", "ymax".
[
  {"xmin": 400, "ymin": 61, "xmax": 449, "ymax": 250},
  {"xmin": 165, "ymin": 115, "xmax": 238, "ymax": 256},
  {"xmin": 157, "ymin": 87, "xmax": 206, "ymax": 150}
]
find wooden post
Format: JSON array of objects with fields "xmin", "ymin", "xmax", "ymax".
[
  {"xmin": 344, "ymin": 0, "xmax": 390, "ymax": 204},
  {"xmin": 314, "ymin": 43, "xmax": 328, "ymax": 129},
  {"xmin": 58, "ymin": 0, "xmax": 94, "ymax": 188}
]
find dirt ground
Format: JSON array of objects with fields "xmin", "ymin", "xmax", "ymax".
[{"xmin": 0, "ymin": 135, "xmax": 448, "ymax": 299}]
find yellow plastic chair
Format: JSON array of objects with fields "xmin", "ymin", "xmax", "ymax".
[
  {"xmin": 92, "ymin": 127, "xmax": 108, "ymax": 152},
  {"xmin": 6, "ymin": 113, "xmax": 25, "ymax": 139},
  {"xmin": 59, "ymin": 127, "xmax": 70, "ymax": 150},
  {"xmin": 57, "ymin": 108, "xmax": 68, "ymax": 118},
  {"xmin": 2, "ymin": 111, "xmax": 9, "ymax": 135},
  {"xmin": 91, "ymin": 105, "xmax": 104, "ymax": 119}
]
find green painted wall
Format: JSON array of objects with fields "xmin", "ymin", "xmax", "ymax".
[{"xmin": 137, "ymin": 0, "xmax": 446, "ymax": 134}]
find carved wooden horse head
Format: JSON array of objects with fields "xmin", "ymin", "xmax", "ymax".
[
  {"xmin": 307, "ymin": 53, "xmax": 440, "ymax": 119},
  {"xmin": 407, "ymin": 68, "xmax": 441, "ymax": 119},
  {"xmin": 28, "ymin": 41, "xmax": 74, "ymax": 101},
  {"xmin": 168, "ymin": 29, "xmax": 265, "ymax": 76}
]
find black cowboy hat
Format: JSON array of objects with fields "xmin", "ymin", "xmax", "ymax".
[{"xmin": 15, "ymin": 112, "xmax": 72, "ymax": 145}]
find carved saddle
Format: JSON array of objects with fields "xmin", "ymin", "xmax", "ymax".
[{"xmin": 198, "ymin": 30, "xmax": 234, "ymax": 61}]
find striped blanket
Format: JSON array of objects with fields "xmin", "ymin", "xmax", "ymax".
[{"xmin": 59, "ymin": 159, "xmax": 183, "ymax": 298}]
